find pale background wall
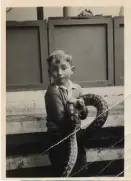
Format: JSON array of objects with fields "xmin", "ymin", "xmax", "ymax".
[
  {"xmin": 6, "ymin": 7, "xmax": 37, "ymax": 21},
  {"xmin": 6, "ymin": 7, "xmax": 123, "ymax": 21}
]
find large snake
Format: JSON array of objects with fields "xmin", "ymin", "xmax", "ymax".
[{"xmin": 60, "ymin": 93, "xmax": 108, "ymax": 177}]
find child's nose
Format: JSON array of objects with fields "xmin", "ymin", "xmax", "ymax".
[{"xmin": 58, "ymin": 69, "xmax": 62, "ymax": 76}]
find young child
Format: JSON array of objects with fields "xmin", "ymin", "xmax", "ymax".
[{"xmin": 45, "ymin": 50, "xmax": 88, "ymax": 176}]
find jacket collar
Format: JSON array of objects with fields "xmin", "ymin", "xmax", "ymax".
[{"xmin": 56, "ymin": 80, "xmax": 77, "ymax": 91}]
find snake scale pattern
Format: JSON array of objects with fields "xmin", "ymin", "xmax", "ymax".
[{"xmin": 61, "ymin": 93, "xmax": 109, "ymax": 177}]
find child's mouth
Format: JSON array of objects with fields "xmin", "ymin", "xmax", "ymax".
[
  {"xmin": 58, "ymin": 76, "xmax": 65, "ymax": 80},
  {"xmin": 57, "ymin": 77, "xmax": 65, "ymax": 83}
]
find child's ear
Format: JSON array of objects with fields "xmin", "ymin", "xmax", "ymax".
[{"xmin": 71, "ymin": 66, "xmax": 75, "ymax": 73}]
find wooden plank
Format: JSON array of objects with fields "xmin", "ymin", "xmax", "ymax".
[
  {"xmin": 6, "ymin": 87, "xmax": 124, "ymax": 116},
  {"xmin": 82, "ymin": 114, "xmax": 124, "ymax": 128},
  {"xmin": 6, "ymin": 127, "xmax": 124, "ymax": 156},
  {"xmin": 73, "ymin": 159, "xmax": 124, "ymax": 177},
  {"xmin": 6, "ymin": 104, "xmax": 124, "ymax": 117},
  {"xmin": 6, "ymin": 115, "xmax": 124, "ymax": 134},
  {"xmin": 6, "ymin": 148, "xmax": 124, "ymax": 170},
  {"xmin": 48, "ymin": 16, "xmax": 113, "ymax": 20},
  {"xmin": 6, "ymin": 116, "xmax": 47, "ymax": 134},
  {"xmin": 73, "ymin": 80, "xmax": 108, "ymax": 87},
  {"xmin": 6, "ymin": 87, "xmax": 123, "ymax": 100},
  {"xmin": 82, "ymin": 86, "xmax": 123, "ymax": 96},
  {"xmin": 6, "ymin": 159, "xmax": 124, "ymax": 177}
]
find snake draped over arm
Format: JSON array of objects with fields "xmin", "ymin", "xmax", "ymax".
[{"xmin": 60, "ymin": 93, "xmax": 109, "ymax": 177}]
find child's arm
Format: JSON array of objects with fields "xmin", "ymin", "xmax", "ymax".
[
  {"xmin": 71, "ymin": 84, "xmax": 88, "ymax": 120},
  {"xmin": 45, "ymin": 88, "xmax": 68, "ymax": 130}
]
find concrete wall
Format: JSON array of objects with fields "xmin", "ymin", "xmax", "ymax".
[{"xmin": 6, "ymin": 7, "xmax": 123, "ymax": 21}]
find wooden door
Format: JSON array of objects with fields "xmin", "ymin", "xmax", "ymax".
[
  {"xmin": 6, "ymin": 21, "xmax": 48, "ymax": 91},
  {"xmin": 48, "ymin": 17, "xmax": 114, "ymax": 87}
]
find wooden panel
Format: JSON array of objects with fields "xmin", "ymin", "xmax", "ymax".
[
  {"xmin": 6, "ymin": 27, "xmax": 41, "ymax": 84},
  {"xmin": 6, "ymin": 148, "xmax": 123, "ymax": 170},
  {"xmin": 6, "ymin": 127, "xmax": 124, "ymax": 156},
  {"xmin": 6, "ymin": 21, "xmax": 48, "ymax": 91},
  {"xmin": 48, "ymin": 17, "xmax": 114, "ymax": 87},
  {"xmin": 6, "ymin": 159, "xmax": 124, "ymax": 177},
  {"xmin": 113, "ymin": 16, "xmax": 124, "ymax": 86},
  {"xmin": 6, "ymin": 102, "xmax": 123, "ymax": 118},
  {"xmin": 54, "ymin": 26, "xmax": 106, "ymax": 81},
  {"xmin": 6, "ymin": 86, "xmax": 124, "ymax": 116},
  {"xmin": 6, "ymin": 115, "xmax": 124, "ymax": 134}
]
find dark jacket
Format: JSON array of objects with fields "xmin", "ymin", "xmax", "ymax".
[{"xmin": 45, "ymin": 81, "xmax": 86, "ymax": 135}]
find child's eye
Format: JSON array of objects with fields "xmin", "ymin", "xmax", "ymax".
[{"xmin": 61, "ymin": 66, "xmax": 67, "ymax": 70}]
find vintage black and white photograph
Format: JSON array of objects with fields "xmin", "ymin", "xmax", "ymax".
[{"xmin": 6, "ymin": 6, "xmax": 124, "ymax": 178}]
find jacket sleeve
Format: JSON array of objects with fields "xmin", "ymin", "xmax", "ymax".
[{"xmin": 45, "ymin": 89, "xmax": 67, "ymax": 129}]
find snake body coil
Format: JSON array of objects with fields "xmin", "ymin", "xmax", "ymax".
[{"xmin": 61, "ymin": 93, "xmax": 108, "ymax": 177}]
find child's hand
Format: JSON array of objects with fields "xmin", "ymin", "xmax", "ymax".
[
  {"xmin": 75, "ymin": 98, "xmax": 88, "ymax": 120},
  {"xmin": 67, "ymin": 98, "xmax": 78, "ymax": 106},
  {"xmin": 66, "ymin": 102, "xmax": 80, "ymax": 128},
  {"xmin": 67, "ymin": 98, "xmax": 85, "ymax": 109},
  {"xmin": 76, "ymin": 99, "xmax": 88, "ymax": 120},
  {"xmin": 76, "ymin": 98, "xmax": 85, "ymax": 109}
]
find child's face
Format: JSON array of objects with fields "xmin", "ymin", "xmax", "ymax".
[{"xmin": 49, "ymin": 57, "xmax": 74, "ymax": 86}]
